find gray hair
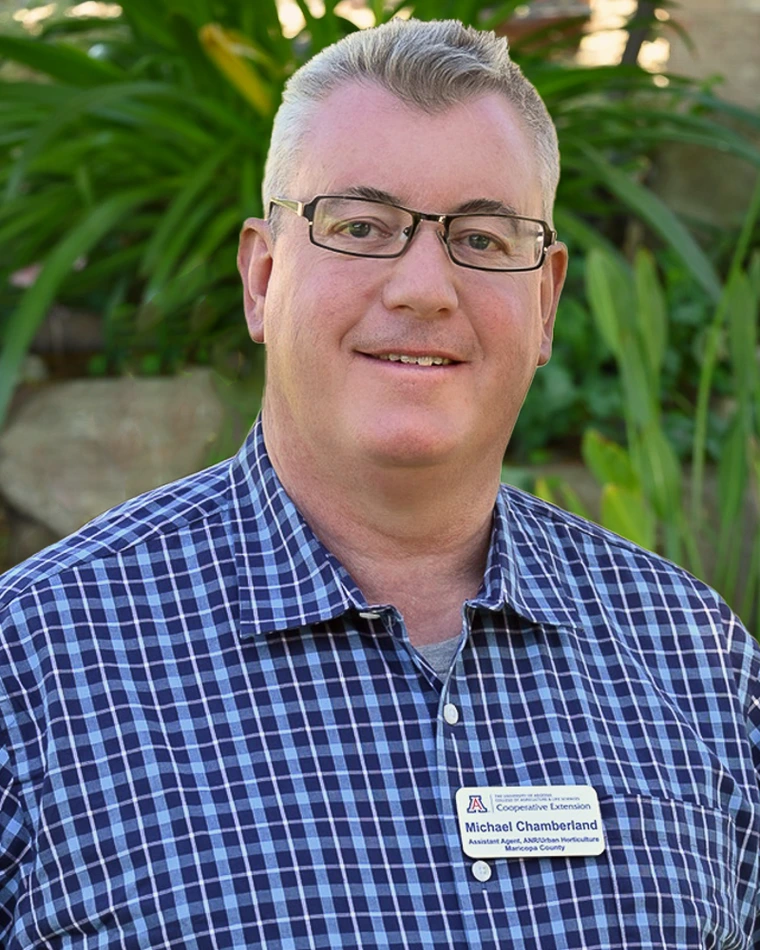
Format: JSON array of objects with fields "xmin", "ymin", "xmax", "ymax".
[{"xmin": 262, "ymin": 18, "xmax": 560, "ymax": 228}]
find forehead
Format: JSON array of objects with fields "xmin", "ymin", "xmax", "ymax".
[{"xmin": 290, "ymin": 83, "xmax": 542, "ymax": 218}]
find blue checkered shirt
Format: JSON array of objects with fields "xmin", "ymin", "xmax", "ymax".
[{"xmin": 0, "ymin": 418, "xmax": 758, "ymax": 949}]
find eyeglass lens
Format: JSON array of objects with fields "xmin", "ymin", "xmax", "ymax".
[{"xmin": 312, "ymin": 197, "xmax": 545, "ymax": 270}]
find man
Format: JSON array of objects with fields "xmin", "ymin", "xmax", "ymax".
[{"xmin": 0, "ymin": 17, "xmax": 757, "ymax": 950}]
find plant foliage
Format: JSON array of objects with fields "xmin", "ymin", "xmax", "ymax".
[
  {"xmin": 537, "ymin": 179, "xmax": 760, "ymax": 632},
  {"xmin": 1, "ymin": 0, "xmax": 760, "ymax": 432}
]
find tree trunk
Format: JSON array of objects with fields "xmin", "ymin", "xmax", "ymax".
[{"xmin": 621, "ymin": 0, "xmax": 657, "ymax": 66}]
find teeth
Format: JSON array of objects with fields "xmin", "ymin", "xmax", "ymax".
[{"xmin": 377, "ymin": 354, "xmax": 452, "ymax": 366}]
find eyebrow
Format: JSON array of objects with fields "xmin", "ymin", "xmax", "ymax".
[{"xmin": 340, "ymin": 185, "xmax": 520, "ymax": 217}]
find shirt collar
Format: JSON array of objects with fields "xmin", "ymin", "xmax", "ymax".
[
  {"xmin": 230, "ymin": 418, "xmax": 580, "ymax": 637},
  {"xmin": 229, "ymin": 418, "xmax": 366, "ymax": 637},
  {"xmin": 477, "ymin": 490, "xmax": 582, "ymax": 629}
]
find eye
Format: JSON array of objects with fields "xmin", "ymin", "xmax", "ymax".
[
  {"xmin": 453, "ymin": 230, "xmax": 510, "ymax": 255},
  {"xmin": 333, "ymin": 218, "xmax": 390, "ymax": 240},
  {"xmin": 466, "ymin": 233, "xmax": 495, "ymax": 252},
  {"xmin": 345, "ymin": 220, "xmax": 372, "ymax": 238}
]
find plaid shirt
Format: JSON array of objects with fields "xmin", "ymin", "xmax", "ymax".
[{"xmin": 0, "ymin": 418, "xmax": 758, "ymax": 949}]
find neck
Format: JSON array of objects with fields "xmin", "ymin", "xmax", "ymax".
[{"xmin": 262, "ymin": 414, "xmax": 502, "ymax": 645}]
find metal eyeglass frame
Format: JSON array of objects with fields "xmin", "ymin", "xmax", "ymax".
[{"xmin": 268, "ymin": 195, "xmax": 558, "ymax": 273}]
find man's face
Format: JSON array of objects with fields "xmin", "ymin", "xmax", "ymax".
[{"xmin": 239, "ymin": 83, "xmax": 567, "ymax": 474}]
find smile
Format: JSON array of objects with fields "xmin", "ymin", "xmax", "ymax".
[{"xmin": 372, "ymin": 354, "xmax": 454, "ymax": 366}]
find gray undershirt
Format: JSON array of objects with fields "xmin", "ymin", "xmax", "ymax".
[{"xmin": 415, "ymin": 634, "xmax": 462, "ymax": 678}]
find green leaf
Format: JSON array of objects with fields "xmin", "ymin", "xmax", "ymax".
[
  {"xmin": 183, "ymin": 208, "xmax": 241, "ymax": 270},
  {"xmin": 631, "ymin": 420, "xmax": 682, "ymax": 521},
  {"xmin": 139, "ymin": 138, "xmax": 239, "ymax": 291},
  {"xmin": 600, "ymin": 484, "xmax": 656, "ymax": 551},
  {"xmin": 4, "ymin": 81, "xmax": 201, "ymax": 200},
  {"xmin": 97, "ymin": 98, "xmax": 217, "ymax": 149},
  {"xmin": 691, "ymin": 174, "xmax": 760, "ymax": 529},
  {"xmin": 619, "ymin": 330, "xmax": 658, "ymax": 428},
  {"xmin": 689, "ymin": 92, "xmax": 760, "ymax": 134},
  {"xmin": 535, "ymin": 65, "xmax": 646, "ymax": 100},
  {"xmin": 39, "ymin": 15, "xmax": 125, "ymax": 40},
  {"xmin": 585, "ymin": 247, "xmax": 655, "ymax": 434},
  {"xmin": 57, "ymin": 245, "xmax": 143, "ymax": 296},
  {"xmin": 585, "ymin": 248, "xmax": 633, "ymax": 357},
  {"xmin": 567, "ymin": 105, "xmax": 760, "ymax": 167},
  {"xmin": 717, "ymin": 412, "xmax": 749, "ymax": 531},
  {"xmin": 0, "ymin": 186, "xmax": 165, "ymax": 427},
  {"xmin": 119, "ymin": 0, "xmax": 178, "ymax": 48},
  {"xmin": 136, "ymin": 261, "xmax": 214, "ymax": 334},
  {"xmin": 726, "ymin": 270, "xmax": 758, "ymax": 404},
  {"xmin": 0, "ymin": 81, "xmax": 69, "ymax": 109},
  {"xmin": 479, "ymin": 0, "xmax": 529, "ymax": 30},
  {"xmin": 554, "ymin": 482, "xmax": 592, "ymax": 520},
  {"xmin": 580, "ymin": 146, "xmax": 722, "ymax": 303},
  {"xmin": 528, "ymin": 475, "xmax": 591, "ymax": 519},
  {"xmin": 533, "ymin": 476, "xmax": 557, "ymax": 507},
  {"xmin": 749, "ymin": 250, "xmax": 760, "ymax": 302},
  {"xmin": 634, "ymin": 248, "xmax": 667, "ymax": 381},
  {"xmin": 581, "ymin": 430, "xmax": 639, "ymax": 491},
  {"xmin": 199, "ymin": 24, "xmax": 275, "ymax": 116},
  {"xmin": 0, "ymin": 189, "xmax": 77, "ymax": 248},
  {"xmin": 143, "ymin": 195, "xmax": 218, "ymax": 297},
  {"xmin": 552, "ymin": 207, "xmax": 623, "ymax": 260},
  {"xmin": 0, "ymin": 35, "xmax": 125, "ymax": 86},
  {"xmin": 611, "ymin": 127, "xmax": 760, "ymax": 168}
]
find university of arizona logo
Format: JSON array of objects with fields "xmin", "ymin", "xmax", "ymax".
[{"xmin": 466, "ymin": 795, "xmax": 488, "ymax": 814}]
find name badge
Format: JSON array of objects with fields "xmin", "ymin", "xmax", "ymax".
[{"xmin": 456, "ymin": 785, "xmax": 605, "ymax": 859}]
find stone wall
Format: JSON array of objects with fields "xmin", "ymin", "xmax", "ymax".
[
  {"xmin": 0, "ymin": 371, "xmax": 241, "ymax": 570},
  {"xmin": 667, "ymin": 0, "xmax": 760, "ymax": 111},
  {"xmin": 656, "ymin": 0, "xmax": 760, "ymax": 228}
]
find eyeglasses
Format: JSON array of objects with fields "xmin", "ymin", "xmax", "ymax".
[{"xmin": 268, "ymin": 195, "xmax": 557, "ymax": 273}]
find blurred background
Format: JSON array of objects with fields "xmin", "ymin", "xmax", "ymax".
[{"xmin": 0, "ymin": 0, "xmax": 758, "ymax": 631}]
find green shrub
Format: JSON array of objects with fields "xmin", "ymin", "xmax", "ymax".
[
  {"xmin": 1, "ymin": 0, "xmax": 759, "ymax": 440},
  {"xmin": 537, "ymin": 178, "xmax": 760, "ymax": 631}
]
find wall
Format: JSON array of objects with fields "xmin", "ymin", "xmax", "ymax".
[{"xmin": 656, "ymin": 0, "xmax": 760, "ymax": 228}]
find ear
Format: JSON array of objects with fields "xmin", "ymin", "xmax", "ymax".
[
  {"xmin": 537, "ymin": 241, "xmax": 568, "ymax": 366},
  {"xmin": 237, "ymin": 217, "xmax": 274, "ymax": 343}
]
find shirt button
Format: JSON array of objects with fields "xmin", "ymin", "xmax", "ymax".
[
  {"xmin": 443, "ymin": 703, "xmax": 460, "ymax": 725},
  {"xmin": 471, "ymin": 860, "xmax": 492, "ymax": 882},
  {"xmin": 358, "ymin": 611, "xmax": 381, "ymax": 620}
]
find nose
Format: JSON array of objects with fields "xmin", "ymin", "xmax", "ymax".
[{"xmin": 381, "ymin": 221, "xmax": 459, "ymax": 317}]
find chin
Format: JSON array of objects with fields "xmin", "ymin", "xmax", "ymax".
[{"xmin": 351, "ymin": 415, "xmax": 466, "ymax": 469}]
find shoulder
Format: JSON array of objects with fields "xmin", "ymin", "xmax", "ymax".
[
  {"xmin": 0, "ymin": 458, "xmax": 234, "ymax": 615},
  {"xmin": 499, "ymin": 483, "xmax": 760, "ymax": 731},
  {"xmin": 500, "ymin": 482, "xmax": 717, "ymax": 602},
  {"xmin": 498, "ymin": 483, "xmax": 756, "ymax": 655}
]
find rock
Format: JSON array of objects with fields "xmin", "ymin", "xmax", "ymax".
[
  {"xmin": 20, "ymin": 354, "xmax": 49, "ymax": 384},
  {"xmin": 0, "ymin": 369, "xmax": 227, "ymax": 539},
  {"xmin": 3, "ymin": 505, "xmax": 59, "ymax": 569}
]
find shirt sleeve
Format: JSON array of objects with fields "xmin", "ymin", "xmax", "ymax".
[
  {"xmin": 0, "ymin": 747, "xmax": 32, "ymax": 946},
  {"xmin": 720, "ymin": 601, "xmax": 760, "ymax": 948},
  {"xmin": 722, "ymin": 601, "xmax": 760, "ymax": 782}
]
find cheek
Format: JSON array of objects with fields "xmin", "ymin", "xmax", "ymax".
[
  {"xmin": 478, "ymin": 281, "xmax": 544, "ymax": 356},
  {"xmin": 261, "ymin": 277, "xmax": 345, "ymax": 390},
  {"xmin": 262, "ymin": 257, "xmax": 315, "ymax": 350}
]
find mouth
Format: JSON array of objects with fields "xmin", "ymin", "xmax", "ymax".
[{"xmin": 359, "ymin": 351, "xmax": 461, "ymax": 368}]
